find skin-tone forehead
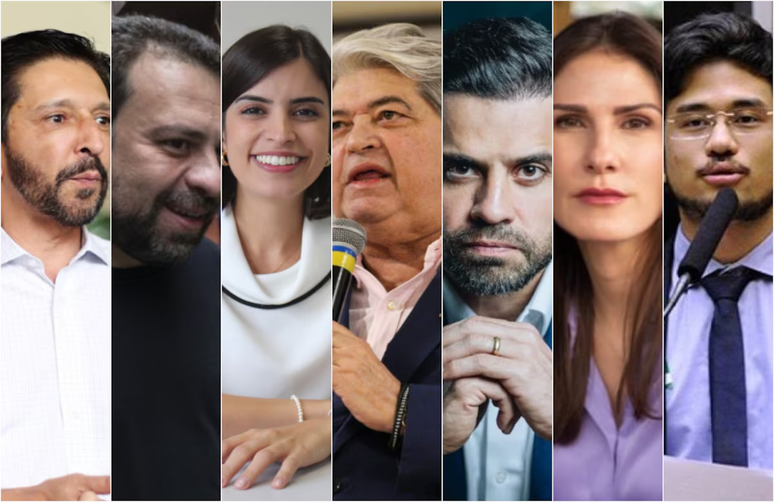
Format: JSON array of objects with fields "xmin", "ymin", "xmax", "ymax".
[
  {"xmin": 234, "ymin": 58, "xmax": 328, "ymax": 106},
  {"xmin": 121, "ymin": 52, "xmax": 219, "ymax": 127},
  {"xmin": 444, "ymin": 94, "xmax": 552, "ymax": 154},
  {"xmin": 555, "ymin": 50, "xmax": 660, "ymax": 107},
  {"xmin": 333, "ymin": 67, "xmax": 435, "ymax": 116},
  {"xmin": 13, "ymin": 58, "xmax": 108, "ymax": 112},
  {"xmin": 668, "ymin": 60, "xmax": 773, "ymax": 113}
]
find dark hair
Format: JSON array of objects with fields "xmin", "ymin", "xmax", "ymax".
[
  {"xmin": 665, "ymin": 12, "xmax": 772, "ymax": 104},
  {"xmin": 222, "ymin": 25, "xmax": 331, "ymax": 220},
  {"xmin": 112, "ymin": 15, "xmax": 220, "ymax": 120},
  {"xmin": 444, "ymin": 17, "xmax": 551, "ymax": 100},
  {"xmin": 553, "ymin": 12, "xmax": 663, "ymax": 445},
  {"xmin": 1, "ymin": 29, "xmax": 109, "ymax": 144}
]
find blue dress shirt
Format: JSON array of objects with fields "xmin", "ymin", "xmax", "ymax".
[{"xmin": 666, "ymin": 225, "xmax": 773, "ymax": 470}]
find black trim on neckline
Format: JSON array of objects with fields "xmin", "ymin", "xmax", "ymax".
[{"xmin": 222, "ymin": 272, "xmax": 331, "ymax": 310}]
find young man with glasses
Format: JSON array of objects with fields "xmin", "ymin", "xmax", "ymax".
[{"xmin": 664, "ymin": 12, "xmax": 773, "ymax": 471}]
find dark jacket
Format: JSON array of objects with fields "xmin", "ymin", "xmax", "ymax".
[{"xmin": 333, "ymin": 270, "xmax": 442, "ymax": 500}]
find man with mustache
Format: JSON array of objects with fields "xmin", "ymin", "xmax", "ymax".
[
  {"xmin": 1, "ymin": 30, "xmax": 111, "ymax": 500},
  {"xmin": 110, "ymin": 15, "xmax": 221, "ymax": 501},
  {"xmin": 441, "ymin": 18, "xmax": 553, "ymax": 501},
  {"xmin": 664, "ymin": 13, "xmax": 773, "ymax": 471},
  {"xmin": 664, "ymin": 13, "xmax": 774, "ymax": 471}
]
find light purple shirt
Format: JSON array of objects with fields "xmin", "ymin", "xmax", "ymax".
[{"xmin": 555, "ymin": 318, "xmax": 663, "ymax": 500}]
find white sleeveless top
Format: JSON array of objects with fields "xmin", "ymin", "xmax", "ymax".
[{"xmin": 221, "ymin": 206, "xmax": 331, "ymax": 400}]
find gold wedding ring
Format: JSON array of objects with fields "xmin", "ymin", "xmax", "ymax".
[{"xmin": 492, "ymin": 336, "xmax": 501, "ymax": 356}]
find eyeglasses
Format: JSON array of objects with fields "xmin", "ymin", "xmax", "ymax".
[{"xmin": 666, "ymin": 107, "xmax": 773, "ymax": 140}]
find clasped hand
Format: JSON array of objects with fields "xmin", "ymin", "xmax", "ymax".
[{"xmin": 443, "ymin": 316, "xmax": 552, "ymax": 454}]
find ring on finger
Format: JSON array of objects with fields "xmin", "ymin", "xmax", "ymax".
[{"xmin": 491, "ymin": 336, "xmax": 501, "ymax": 356}]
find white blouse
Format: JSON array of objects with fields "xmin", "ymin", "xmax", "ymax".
[{"xmin": 221, "ymin": 206, "xmax": 331, "ymax": 400}]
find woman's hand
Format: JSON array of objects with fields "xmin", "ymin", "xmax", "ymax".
[{"xmin": 221, "ymin": 416, "xmax": 332, "ymax": 490}]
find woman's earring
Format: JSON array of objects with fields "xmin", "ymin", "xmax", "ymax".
[
  {"xmin": 222, "ymin": 150, "xmax": 230, "ymax": 167},
  {"xmin": 324, "ymin": 153, "xmax": 332, "ymax": 167}
]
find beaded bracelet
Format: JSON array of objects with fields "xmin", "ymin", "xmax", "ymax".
[
  {"xmin": 388, "ymin": 384, "xmax": 410, "ymax": 451},
  {"xmin": 290, "ymin": 394, "xmax": 304, "ymax": 423}
]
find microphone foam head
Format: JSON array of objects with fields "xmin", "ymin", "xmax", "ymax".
[
  {"xmin": 333, "ymin": 218, "xmax": 367, "ymax": 255},
  {"xmin": 678, "ymin": 187, "xmax": 739, "ymax": 281}
]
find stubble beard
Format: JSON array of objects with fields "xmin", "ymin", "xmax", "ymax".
[{"xmin": 112, "ymin": 179, "xmax": 219, "ymax": 267}]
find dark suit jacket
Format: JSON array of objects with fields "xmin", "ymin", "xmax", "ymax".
[
  {"xmin": 333, "ymin": 270, "xmax": 442, "ymax": 500},
  {"xmin": 443, "ymin": 323, "xmax": 553, "ymax": 501}
]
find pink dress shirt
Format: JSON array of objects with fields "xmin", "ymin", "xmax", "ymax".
[{"xmin": 349, "ymin": 239, "xmax": 441, "ymax": 359}]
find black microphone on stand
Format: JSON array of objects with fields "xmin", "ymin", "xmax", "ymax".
[
  {"xmin": 332, "ymin": 218, "xmax": 367, "ymax": 322},
  {"xmin": 664, "ymin": 187, "xmax": 739, "ymax": 317}
]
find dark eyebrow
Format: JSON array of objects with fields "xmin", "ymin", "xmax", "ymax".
[
  {"xmin": 614, "ymin": 103, "xmax": 662, "ymax": 115},
  {"xmin": 443, "ymin": 152, "xmax": 486, "ymax": 171},
  {"xmin": 34, "ymin": 99, "xmax": 111, "ymax": 114},
  {"xmin": 555, "ymin": 103, "xmax": 662, "ymax": 115},
  {"xmin": 235, "ymin": 95, "xmax": 272, "ymax": 104},
  {"xmin": 674, "ymin": 98, "xmax": 769, "ymax": 114},
  {"xmin": 513, "ymin": 152, "xmax": 553, "ymax": 168},
  {"xmin": 234, "ymin": 95, "xmax": 325, "ymax": 106},
  {"xmin": 554, "ymin": 104, "xmax": 586, "ymax": 113},
  {"xmin": 368, "ymin": 96, "xmax": 412, "ymax": 111},
  {"xmin": 290, "ymin": 96, "xmax": 325, "ymax": 105},
  {"xmin": 148, "ymin": 124, "xmax": 207, "ymax": 142},
  {"xmin": 34, "ymin": 99, "xmax": 75, "ymax": 112},
  {"xmin": 731, "ymin": 98, "xmax": 768, "ymax": 108},
  {"xmin": 333, "ymin": 95, "xmax": 413, "ymax": 117},
  {"xmin": 443, "ymin": 152, "xmax": 553, "ymax": 171}
]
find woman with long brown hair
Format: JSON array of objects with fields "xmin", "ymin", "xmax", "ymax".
[{"xmin": 553, "ymin": 12, "xmax": 663, "ymax": 500}]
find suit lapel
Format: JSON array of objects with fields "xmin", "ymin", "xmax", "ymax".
[
  {"xmin": 529, "ymin": 321, "xmax": 552, "ymax": 501},
  {"xmin": 381, "ymin": 270, "xmax": 441, "ymax": 382}
]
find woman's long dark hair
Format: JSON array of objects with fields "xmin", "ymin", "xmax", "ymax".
[
  {"xmin": 222, "ymin": 25, "xmax": 331, "ymax": 220},
  {"xmin": 554, "ymin": 12, "xmax": 663, "ymax": 444}
]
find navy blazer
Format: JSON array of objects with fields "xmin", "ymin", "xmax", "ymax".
[
  {"xmin": 333, "ymin": 270, "xmax": 442, "ymax": 500},
  {"xmin": 443, "ymin": 322, "xmax": 553, "ymax": 501}
]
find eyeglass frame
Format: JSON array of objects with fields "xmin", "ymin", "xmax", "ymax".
[{"xmin": 665, "ymin": 108, "xmax": 774, "ymax": 140}]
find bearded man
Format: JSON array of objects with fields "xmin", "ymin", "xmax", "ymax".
[
  {"xmin": 1, "ymin": 29, "xmax": 111, "ymax": 501},
  {"xmin": 441, "ymin": 17, "xmax": 553, "ymax": 502}
]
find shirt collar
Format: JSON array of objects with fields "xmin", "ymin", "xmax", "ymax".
[
  {"xmin": 0, "ymin": 228, "xmax": 25, "ymax": 265},
  {"xmin": 674, "ymin": 223, "xmax": 773, "ymax": 281},
  {"xmin": 79, "ymin": 227, "xmax": 110, "ymax": 265},
  {"xmin": 443, "ymin": 260, "xmax": 554, "ymax": 339},
  {"xmin": 353, "ymin": 237, "xmax": 442, "ymax": 288},
  {"xmin": 1, "ymin": 227, "xmax": 109, "ymax": 267}
]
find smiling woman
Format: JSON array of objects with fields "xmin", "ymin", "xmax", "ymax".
[
  {"xmin": 552, "ymin": 10, "xmax": 664, "ymax": 502},
  {"xmin": 219, "ymin": 22, "xmax": 334, "ymax": 495}
]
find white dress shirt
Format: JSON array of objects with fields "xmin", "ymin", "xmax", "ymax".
[
  {"xmin": 1, "ymin": 227, "xmax": 111, "ymax": 488},
  {"xmin": 221, "ymin": 207, "xmax": 332, "ymax": 400},
  {"xmin": 444, "ymin": 262, "xmax": 553, "ymax": 501}
]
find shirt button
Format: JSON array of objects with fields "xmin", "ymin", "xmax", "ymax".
[
  {"xmin": 495, "ymin": 471, "xmax": 507, "ymax": 484},
  {"xmin": 387, "ymin": 301, "xmax": 397, "ymax": 311}
]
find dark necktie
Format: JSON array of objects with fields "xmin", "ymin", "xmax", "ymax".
[{"xmin": 701, "ymin": 266, "xmax": 765, "ymax": 467}]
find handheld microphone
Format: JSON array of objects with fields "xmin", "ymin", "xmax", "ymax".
[
  {"xmin": 664, "ymin": 187, "xmax": 738, "ymax": 318},
  {"xmin": 333, "ymin": 218, "xmax": 367, "ymax": 322}
]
